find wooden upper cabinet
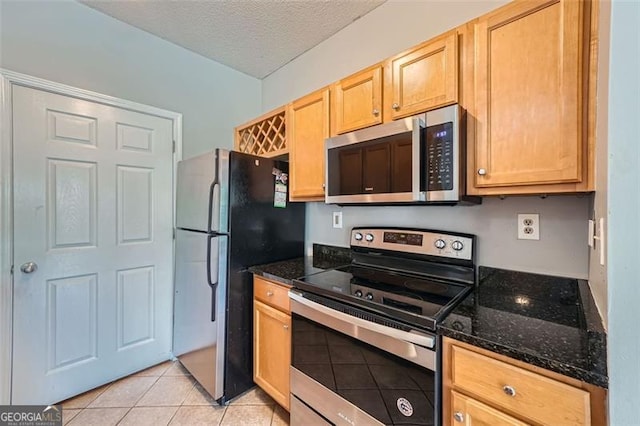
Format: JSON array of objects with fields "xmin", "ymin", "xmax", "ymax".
[
  {"xmin": 473, "ymin": 0, "xmax": 588, "ymax": 190},
  {"xmin": 332, "ymin": 64, "xmax": 383, "ymax": 135},
  {"xmin": 386, "ymin": 31, "xmax": 458, "ymax": 120},
  {"xmin": 288, "ymin": 88, "xmax": 330, "ymax": 201}
]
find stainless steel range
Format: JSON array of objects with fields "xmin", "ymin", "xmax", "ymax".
[{"xmin": 289, "ymin": 227, "xmax": 476, "ymax": 426}]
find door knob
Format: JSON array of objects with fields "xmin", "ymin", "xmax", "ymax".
[
  {"xmin": 477, "ymin": 168, "xmax": 487, "ymax": 176},
  {"xmin": 392, "ymin": 103, "xmax": 400, "ymax": 110},
  {"xmin": 453, "ymin": 412, "xmax": 465, "ymax": 423},
  {"xmin": 20, "ymin": 262, "xmax": 38, "ymax": 274},
  {"xmin": 372, "ymin": 109, "xmax": 380, "ymax": 116}
]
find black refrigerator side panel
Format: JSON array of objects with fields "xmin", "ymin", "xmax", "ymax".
[
  {"xmin": 223, "ymin": 151, "xmax": 305, "ymax": 401},
  {"xmin": 228, "ymin": 152, "xmax": 306, "ymax": 265}
]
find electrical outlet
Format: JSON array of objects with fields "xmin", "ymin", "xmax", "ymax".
[
  {"xmin": 332, "ymin": 211, "xmax": 343, "ymax": 229},
  {"xmin": 517, "ymin": 214, "xmax": 540, "ymax": 240}
]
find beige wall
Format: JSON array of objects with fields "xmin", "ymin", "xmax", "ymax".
[{"xmin": 262, "ymin": 0, "xmax": 591, "ymax": 279}]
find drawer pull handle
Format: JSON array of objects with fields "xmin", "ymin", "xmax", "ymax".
[
  {"xmin": 266, "ymin": 291, "xmax": 274, "ymax": 297},
  {"xmin": 453, "ymin": 412, "xmax": 465, "ymax": 423},
  {"xmin": 503, "ymin": 385, "xmax": 516, "ymax": 397}
]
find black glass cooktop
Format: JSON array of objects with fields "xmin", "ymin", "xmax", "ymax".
[{"xmin": 294, "ymin": 264, "xmax": 472, "ymax": 331}]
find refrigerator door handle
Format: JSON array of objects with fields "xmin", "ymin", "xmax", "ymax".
[
  {"xmin": 206, "ymin": 235, "xmax": 218, "ymax": 321},
  {"xmin": 208, "ymin": 180, "xmax": 220, "ymax": 234}
]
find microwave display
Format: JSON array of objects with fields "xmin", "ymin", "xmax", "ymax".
[{"xmin": 425, "ymin": 122, "xmax": 454, "ymax": 191}]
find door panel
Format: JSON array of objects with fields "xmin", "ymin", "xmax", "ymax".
[
  {"xmin": 47, "ymin": 274, "xmax": 98, "ymax": 370},
  {"xmin": 12, "ymin": 85, "xmax": 174, "ymax": 404},
  {"xmin": 116, "ymin": 266, "xmax": 154, "ymax": 349},
  {"xmin": 47, "ymin": 159, "xmax": 97, "ymax": 249}
]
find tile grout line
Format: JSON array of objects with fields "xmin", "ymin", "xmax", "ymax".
[{"xmin": 114, "ymin": 373, "xmax": 164, "ymax": 425}]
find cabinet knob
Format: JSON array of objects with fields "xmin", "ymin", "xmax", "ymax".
[
  {"xmin": 453, "ymin": 412, "xmax": 465, "ymax": 423},
  {"xmin": 503, "ymin": 385, "xmax": 516, "ymax": 397},
  {"xmin": 392, "ymin": 103, "xmax": 400, "ymax": 110},
  {"xmin": 372, "ymin": 109, "xmax": 380, "ymax": 116},
  {"xmin": 266, "ymin": 291, "xmax": 274, "ymax": 297},
  {"xmin": 283, "ymin": 325, "xmax": 289, "ymax": 330},
  {"xmin": 477, "ymin": 168, "xmax": 487, "ymax": 176}
]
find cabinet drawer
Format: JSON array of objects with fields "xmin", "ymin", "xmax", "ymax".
[
  {"xmin": 254, "ymin": 277, "xmax": 290, "ymax": 313},
  {"xmin": 450, "ymin": 345, "xmax": 590, "ymax": 425},
  {"xmin": 451, "ymin": 390, "xmax": 529, "ymax": 426}
]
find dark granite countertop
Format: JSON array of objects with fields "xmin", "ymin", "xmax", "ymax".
[
  {"xmin": 248, "ymin": 244, "xmax": 351, "ymax": 286},
  {"xmin": 439, "ymin": 266, "xmax": 608, "ymax": 388}
]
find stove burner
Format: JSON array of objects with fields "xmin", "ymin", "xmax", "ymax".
[
  {"xmin": 403, "ymin": 279, "xmax": 453, "ymax": 296},
  {"xmin": 293, "ymin": 227, "xmax": 476, "ymax": 331}
]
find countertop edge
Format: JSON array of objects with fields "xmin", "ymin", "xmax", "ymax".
[{"xmin": 438, "ymin": 326, "xmax": 609, "ymax": 389}]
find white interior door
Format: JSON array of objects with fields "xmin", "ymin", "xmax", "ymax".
[{"xmin": 11, "ymin": 85, "xmax": 175, "ymax": 404}]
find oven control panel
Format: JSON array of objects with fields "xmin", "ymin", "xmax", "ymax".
[{"xmin": 351, "ymin": 228, "xmax": 473, "ymax": 261}]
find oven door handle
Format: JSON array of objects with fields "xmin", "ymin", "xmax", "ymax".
[{"xmin": 289, "ymin": 291, "xmax": 435, "ymax": 349}]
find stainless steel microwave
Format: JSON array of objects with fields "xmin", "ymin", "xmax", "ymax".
[{"xmin": 325, "ymin": 104, "xmax": 478, "ymax": 205}]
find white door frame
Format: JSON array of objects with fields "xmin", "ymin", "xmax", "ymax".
[{"xmin": 0, "ymin": 69, "xmax": 183, "ymax": 404}]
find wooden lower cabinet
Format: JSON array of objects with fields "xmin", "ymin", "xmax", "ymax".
[
  {"xmin": 253, "ymin": 277, "xmax": 291, "ymax": 411},
  {"xmin": 443, "ymin": 337, "xmax": 607, "ymax": 426}
]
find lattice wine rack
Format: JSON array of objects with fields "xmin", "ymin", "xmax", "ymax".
[{"xmin": 234, "ymin": 106, "xmax": 287, "ymax": 157}]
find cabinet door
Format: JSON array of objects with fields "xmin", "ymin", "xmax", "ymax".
[
  {"xmin": 387, "ymin": 31, "xmax": 458, "ymax": 120},
  {"xmin": 333, "ymin": 65, "xmax": 383, "ymax": 134},
  {"xmin": 451, "ymin": 391, "xmax": 530, "ymax": 426},
  {"xmin": 474, "ymin": 0, "xmax": 586, "ymax": 188},
  {"xmin": 254, "ymin": 300, "xmax": 291, "ymax": 411},
  {"xmin": 288, "ymin": 88, "xmax": 330, "ymax": 200}
]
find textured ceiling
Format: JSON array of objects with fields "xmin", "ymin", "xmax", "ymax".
[{"xmin": 80, "ymin": 0, "xmax": 386, "ymax": 79}]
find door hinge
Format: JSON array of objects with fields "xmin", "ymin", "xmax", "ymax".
[
  {"xmin": 173, "ymin": 228, "xmax": 176, "ymax": 240},
  {"xmin": 172, "ymin": 140, "xmax": 176, "ymax": 153},
  {"xmin": 10, "ymin": 265, "xmax": 14, "ymax": 275}
]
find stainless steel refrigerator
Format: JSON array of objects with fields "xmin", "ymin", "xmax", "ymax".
[{"xmin": 173, "ymin": 149, "xmax": 305, "ymax": 404}]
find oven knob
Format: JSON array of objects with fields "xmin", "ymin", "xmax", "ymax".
[
  {"xmin": 354, "ymin": 290, "xmax": 363, "ymax": 298},
  {"xmin": 365, "ymin": 233, "xmax": 374, "ymax": 242},
  {"xmin": 365, "ymin": 292, "xmax": 374, "ymax": 301},
  {"xmin": 354, "ymin": 232, "xmax": 363, "ymax": 241},
  {"xmin": 434, "ymin": 239, "xmax": 446, "ymax": 250},
  {"xmin": 451, "ymin": 240, "xmax": 464, "ymax": 251}
]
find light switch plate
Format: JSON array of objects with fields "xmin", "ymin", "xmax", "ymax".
[{"xmin": 332, "ymin": 211, "xmax": 343, "ymax": 229}]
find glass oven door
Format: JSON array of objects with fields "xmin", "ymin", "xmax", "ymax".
[{"xmin": 290, "ymin": 291, "xmax": 439, "ymax": 426}]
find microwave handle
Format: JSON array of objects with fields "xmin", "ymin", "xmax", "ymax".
[{"xmin": 412, "ymin": 116, "xmax": 425, "ymax": 201}]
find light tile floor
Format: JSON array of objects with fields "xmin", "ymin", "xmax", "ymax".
[{"xmin": 59, "ymin": 360, "xmax": 289, "ymax": 426}]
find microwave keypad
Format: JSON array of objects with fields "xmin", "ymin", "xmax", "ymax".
[{"xmin": 426, "ymin": 122, "xmax": 454, "ymax": 191}]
